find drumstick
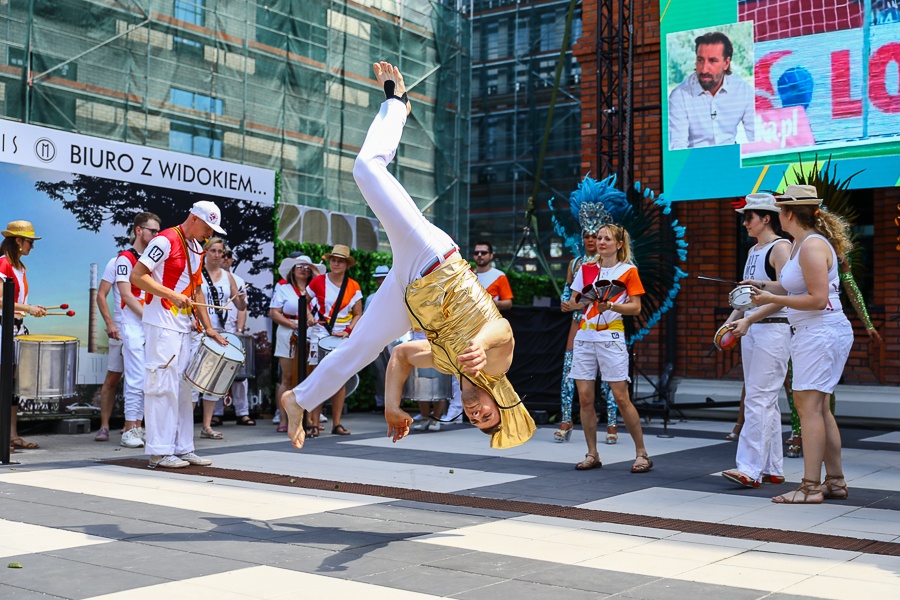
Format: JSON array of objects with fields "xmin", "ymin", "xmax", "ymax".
[
  {"xmin": 192, "ymin": 302, "xmax": 233, "ymax": 311},
  {"xmin": 44, "ymin": 303, "xmax": 69, "ymax": 310},
  {"xmin": 697, "ymin": 274, "xmax": 739, "ymax": 285},
  {"xmin": 44, "ymin": 310, "xmax": 76, "ymax": 317}
]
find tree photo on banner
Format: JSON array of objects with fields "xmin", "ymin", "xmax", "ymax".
[{"xmin": 0, "ymin": 123, "xmax": 275, "ymax": 397}]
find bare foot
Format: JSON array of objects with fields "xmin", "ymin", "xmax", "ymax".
[
  {"xmin": 373, "ymin": 61, "xmax": 411, "ymax": 115},
  {"xmin": 280, "ymin": 391, "xmax": 306, "ymax": 450}
]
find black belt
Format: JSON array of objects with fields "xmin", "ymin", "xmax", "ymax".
[
  {"xmin": 758, "ymin": 317, "xmax": 789, "ymax": 324},
  {"xmin": 0, "ymin": 317, "xmax": 23, "ymax": 327}
]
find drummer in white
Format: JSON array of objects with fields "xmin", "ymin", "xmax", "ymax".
[
  {"xmin": 191, "ymin": 237, "xmax": 247, "ymax": 439},
  {"xmin": 211, "ymin": 247, "xmax": 254, "ymax": 427},
  {"xmin": 130, "ymin": 202, "xmax": 227, "ymax": 469},
  {"xmin": 113, "ymin": 212, "xmax": 161, "ymax": 448},
  {"xmin": 720, "ymin": 194, "xmax": 791, "ymax": 488}
]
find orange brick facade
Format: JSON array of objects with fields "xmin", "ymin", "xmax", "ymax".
[{"xmin": 574, "ymin": 0, "xmax": 900, "ymax": 386}]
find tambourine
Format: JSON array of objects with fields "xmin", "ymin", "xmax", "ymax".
[
  {"xmin": 728, "ymin": 284, "xmax": 755, "ymax": 311},
  {"xmin": 714, "ymin": 324, "xmax": 739, "ymax": 351}
]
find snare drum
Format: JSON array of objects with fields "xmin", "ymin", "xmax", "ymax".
[
  {"xmin": 316, "ymin": 335, "xmax": 359, "ymax": 397},
  {"xmin": 714, "ymin": 324, "xmax": 739, "ymax": 351},
  {"xmin": 183, "ymin": 334, "xmax": 245, "ymax": 397},
  {"xmin": 15, "ymin": 334, "xmax": 78, "ymax": 400},
  {"xmin": 728, "ymin": 285, "xmax": 755, "ymax": 311}
]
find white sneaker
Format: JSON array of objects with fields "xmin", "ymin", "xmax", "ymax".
[
  {"xmin": 120, "ymin": 426, "xmax": 144, "ymax": 448},
  {"xmin": 427, "ymin": 419, "xmax": 441, "ymax": 432},
  {"xmin": 412, "ymin": 413, "xmax": 424, "ymax": 422},
  {"xmin": 413, "ymin": 419, "xmax": 430, "ymax": 431},
  {"xmin": 272, "ymin": 410, "xmax": 281, "ymax": 424},
  {"xmin": 319, "ymin": 413, "xmax": 328, "ymax": 423},
  {"xmin": 139, "ymin": 426, "xmax": 146, "ymax": 441},
  {"xmin": 177, "ymin": 452, "xmax": 212, "ymax": 466},
  {"xmin": 149, "ymin": 455, "xmax": 189, "ymax": 469}
]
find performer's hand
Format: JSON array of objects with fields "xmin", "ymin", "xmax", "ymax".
[
  {"xmin": 866, "ymin": 328, "xmax": 883, "ymax": 346},
  {"xmin": 170, "ymin": 292, "xmax": 192, "ymax": 309},
  {"xmin": 749, "ymin": 287, "xmax": 774, "ymax": 306},
  {"xmin": 385, "ymin": 408, "xmax": 413, "ymax": 443},
  {"xmin": 458, "ymin": 340, "xmax": 487, "ymax": 377},
  {"xmin": 28, "ymin": 304, "xmax": 47, "ymax": 318},
  {"xmin": 106, "ymin": 324, "xmax": 121, "ymax": 340},
  {"xmin": 210, "ymin": 331, "xmax": 229, "ymax": 347},
  {"xmin": 561, "ymin": 299, "xmax": 575, "ymax": 312},
  {"xmin": 335, "ymin": 329, "xmax": 350, "ymax": 338},
  {"xmin": 729, "ymin": 318, "xmax": 750, "ymax": 338},
  {"xmin": 306, "ymin": 314, "xmax": 316, "ymax": 327}
]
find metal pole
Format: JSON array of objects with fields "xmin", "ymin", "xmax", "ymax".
[
  {"xmin": 1, "ymin": 278, "xmax": 17, "ymax": 464},
  {"xmin": 296, "ymin": 296, "xmax": 307, "ymax": 386}
]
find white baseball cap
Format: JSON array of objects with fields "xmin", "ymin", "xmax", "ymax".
[{"xmin": 190, "ymin": 200, "xmax": 226, "ymax": 235}]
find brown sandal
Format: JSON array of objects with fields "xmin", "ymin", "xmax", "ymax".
[
  {"xmin": 772, "ymin": 478, "xmax": 823, "ymax": 504},
  {"xmin": 823, "ymin": 474, "xmax": 849, "ymax": 499},
  {"xmin": 631, "ymin": 454, "xmax": 653, "ymax": 473},
  {"xmin": 332, "ymin": 424, "xmax": 351, "ymax": 436},
  {"xmin": 575, "ymin": 453, "xmax": 602, "ymax": 470},
  {"xmin": 10, "ymin": 437, "xmax": 39, "ymax": 450}
]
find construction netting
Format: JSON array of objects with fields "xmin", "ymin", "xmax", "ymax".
[{"xmin": 0, "ymin": 0, "xmax": 471, "ymax": 250}]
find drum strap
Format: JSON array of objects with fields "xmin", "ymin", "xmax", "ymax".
[
  {"xmin": 201, "ymin": 268, "xmax": 226, "ymax": 328},
  {"xmin": 325, "ymin": 274, "xmax": 349, "ymax": 335},
  {"xmin": 173, "ymin": 226, "xmax": 202, "ymax": 332}
]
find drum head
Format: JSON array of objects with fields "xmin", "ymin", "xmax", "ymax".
[
  {"xmin": 729, "ymin": 285, "xmax": 755, "ymax": 310},
  {"xmin": 318, "ymin": 335, "xmax": 343, "ymax": 353},
  {"xmin": 714, "ymin": 324, "xmax": 738, "ymax": 351},
  {"xmin": 16, "ymin": 334, "xmax": 77, "ymax": 342},
  {"xmin": 203, "ymin": 334, "xmax": 244, "ymax": 361}
]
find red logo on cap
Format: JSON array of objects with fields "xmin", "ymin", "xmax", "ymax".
[{"xmin": 209, "ymin": 212, "xmax": 219, "ymax": 223}]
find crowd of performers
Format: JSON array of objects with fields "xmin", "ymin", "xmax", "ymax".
[{"xmin": 0, "ymin": 61, "xmax": 875, "ymax": 505}]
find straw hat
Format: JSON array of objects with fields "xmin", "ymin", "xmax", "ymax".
[
  {"xmin": 2, "ymin": 220, "xmax": 42, "ymax": 240},
  {"xmin": 322, "ymin": 244, "xmax": 357, "ymax": 267},
  {"xmin": 735, "ymin": 193, "xmax": 780, "ymax": 214},
  {"xmin": 774, "ymin": 184, "xmax": 823, "ymax": 207}
]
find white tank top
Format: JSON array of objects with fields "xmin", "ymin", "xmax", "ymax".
[
  {"xmin": 779, "ymin": 233, "xmax": 844, "ymax": 327},
  {"xmin": 742, "ymin": 238, "xmax": 789, "ymax": 317}
]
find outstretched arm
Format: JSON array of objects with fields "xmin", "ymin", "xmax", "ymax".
[{"xmin": 384, "ymin": 340, "xmax": 434, "ymax": 442}]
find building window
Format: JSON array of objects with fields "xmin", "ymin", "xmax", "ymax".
[
  {"xmin": 169, "ymin": 87, "xmax": 222, "ymax": 158},
  {"xmin": 174, "ymin": 0, "xmax": 204, "ymax": 50},
  {"xmin": 174, "ymin": 0, "xmax": 204, "ymax": 26}
]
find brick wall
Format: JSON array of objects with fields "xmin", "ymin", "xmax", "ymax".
[{"xmin": 575, "ymin": 0, "xmax": 900, "ymax": 386}]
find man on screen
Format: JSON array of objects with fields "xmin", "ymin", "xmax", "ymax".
[{"xmin": 668, "ymin": 31, "xmax": 755, "ymax": 150}]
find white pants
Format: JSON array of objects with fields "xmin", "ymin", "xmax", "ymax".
[
  {"xmin": 291, "ymin": 99, "xmax": 456, "ymax": 411},
  {"xmin": 213, "ymin": 379, "xmax": 249, "ymax": 417},
  {"xmin": 121, "ymin": 320, "xmax": 145, "ymax": 422},
  {"xmin": 143, "ymin": 324, "xmax": 195, "ymax": 456},
  {"xmin": 736, "ymin": 323, "xmax": 791, "ymax": 479}
]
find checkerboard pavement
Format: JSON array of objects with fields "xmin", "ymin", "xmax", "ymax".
[{"xmin": 2, "ymin": 414, "xmax": 899, "ymax": 599}]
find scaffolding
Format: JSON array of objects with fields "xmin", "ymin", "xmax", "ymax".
[
  {"xmin": 0, "ymin": 0, "xmax": 471, "ymax": 250},
  {"xmin": 469, "ymin": 0, "xmax": 582, "ymax": 275}
]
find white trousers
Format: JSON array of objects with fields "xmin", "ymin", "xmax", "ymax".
[
  {"xmin": 143, "ymin": 324, "xmax": 195, "ymax": 456},
  {"xmin": 736, "ymin": 323, "xmax": 791, "ymax": 479},
  {"xmin": 291, "ymin": 99, "xmax": 456, "ymax": 411},
  {"xmin": 121, "ymin": 320, "xmax": 145, "ymax": 422},
  {"xmin": 213, "ymin": 379, "xmax": 249, "ymax": 417}
]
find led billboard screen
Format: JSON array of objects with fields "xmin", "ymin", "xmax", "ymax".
[{"xmin": 661, "ymin": 0, "xmax": 900, "ymax": 200}]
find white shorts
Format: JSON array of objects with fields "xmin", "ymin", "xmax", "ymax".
[
  {"xmin": 569, "ymin": 339, "xmax": 630, "ymax": 382},
  {"xmin": 107, "ymin": 338, "xmax": 124, "ymax": 373},
  {"xmin": 790, "ymin": 319, "xmax": 853, "ymax": 394},
  {"xmin": 274, "ymin": 324, "xmax": 295, "ymax": 359}
]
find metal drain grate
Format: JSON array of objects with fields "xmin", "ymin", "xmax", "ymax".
[{"xmin": 107, "ymin": 457, "xmax": 900, "ymax": 557}]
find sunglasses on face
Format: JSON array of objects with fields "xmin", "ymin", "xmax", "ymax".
[{"xmin": 473, "ymin": 250, "xmax": 490, "ymax": 256}]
